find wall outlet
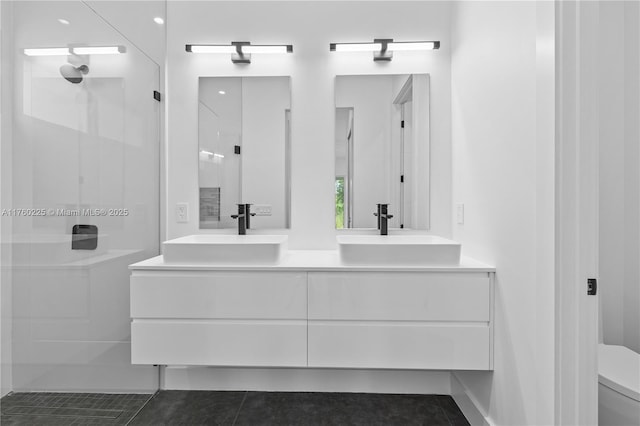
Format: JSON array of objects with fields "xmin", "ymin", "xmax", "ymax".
[
  {"xmin": 456, "ymin": 203, "xmax": 465, "ymax": 225},
  {"xmin": 253, "ymin": 204, "xmax": 272, "ymax": 216},
  {"xmin": 176, "ymin": 202, "xmax": 189, "ymax": 223}
]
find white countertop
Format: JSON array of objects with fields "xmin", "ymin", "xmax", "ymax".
[{"xmin": 129, "ymin": 250, "xmax": 495, "ymax": 272}]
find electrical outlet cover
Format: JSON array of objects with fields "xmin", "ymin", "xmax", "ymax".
[{"xmin": 176, "ymin": 202, "xmax": 189, "ymax": 223}]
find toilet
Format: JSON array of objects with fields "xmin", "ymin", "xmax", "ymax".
[{"xmin": 598, "ymin": 344, "xmax": 640, "ymax": 426}]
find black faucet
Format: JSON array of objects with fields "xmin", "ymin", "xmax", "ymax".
[
  {"xmin": 374, "ymin": 203, "xmax": 394, "ymax": 235},
  {"xmin": 231, "ymin": 203, "xmax": 256, "ymax": 235}
]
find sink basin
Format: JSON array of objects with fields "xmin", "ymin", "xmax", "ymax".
[
  {"xmin": 337, "ymin": 235, "xmax": 461, "ymax": 266},
  {"xmin": 162, "ymin": 234, "xmax": 287, "ymax": 265}
]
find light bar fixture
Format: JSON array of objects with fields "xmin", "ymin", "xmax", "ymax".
[
  {"xmin": 24, "ymin": 47, "xmax": 70, "ymax": 56},
  {"xmin": 330, "ymin": 39, "xmax": 440, "ymax": 61},
  {"xmin": 186, "ymin": 41, "xmax": 293, "ymax": 64},
  {"xmin": 23, "ymin": 46, "xmax": 126, "ymax": 56},
  {"xmin": 71, "ymin": 46, "xmax": 126, "ymax": 55}
]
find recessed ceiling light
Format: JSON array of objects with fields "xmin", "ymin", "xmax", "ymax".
[
  {"xmin": 154, "ymin": 17, "xmax": 164, "ymax": 25},
  {"xmin": 58, "ymin": 18, "xmax": 70, "ymax": 25},
  {"xmin": 218, "ymin": 90, "xmax": 226, "ymax": 95}
]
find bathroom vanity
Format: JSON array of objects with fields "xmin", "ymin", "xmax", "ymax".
[{"xmin": 129, "ymin": 238, "xmax": 495, "ymax": 371}]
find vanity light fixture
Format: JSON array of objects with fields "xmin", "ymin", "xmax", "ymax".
[
  {"xmin": 185, "ymin": 42, "xmax": 293, "ymax": 64},
  {"xmin": 23, "ymin": 45, "xmax": 126, "ymax": 56},
  {"xmin": 329, "ymin": 39, "xmax": 440, "ymax": 61}
]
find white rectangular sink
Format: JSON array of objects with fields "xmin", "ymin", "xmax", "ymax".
[
  {"xmin": 337, "ymin": 235, "xmax": 461, "ymax": 266},
  {"xmin": 162, "ymin": 234, "xmax": 287, "ymax": 265}
]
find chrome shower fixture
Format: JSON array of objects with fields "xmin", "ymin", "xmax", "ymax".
[{"xmin": 60, "ymin": 63, "xmax": 89, "ymax": 84}]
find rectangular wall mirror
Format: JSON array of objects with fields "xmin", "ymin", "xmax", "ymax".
[
  {"xmin": 199, "ymin": 76, "xmax": 291, "ymax": 229},
  {"xmin": 334, "ymin": 74, "xmax": 430, "ymax": 230}
]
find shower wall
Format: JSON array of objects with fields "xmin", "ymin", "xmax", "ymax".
[
  {"xmin": 1, "ymin": 0, "xmax": 13, "ymax": 398},
  {"xmin": 599, "ymin": 1, "xmax": 640, "ymax": 353},
  {"xmin": 6, "ymin": 1, "xmax": 160, "ymax": 391}
]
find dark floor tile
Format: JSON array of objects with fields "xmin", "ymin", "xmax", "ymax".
[
  {"xmin": 128, "ymin": 390, "xmax": 246, "ymax": 426},
  {"xmin": 436, "ymin": 395, "xmax": 470, "ymax": 426},
  {"xmin": 70, "ymin": 418, "xmax": 133, "ymax": 426},
  {"xmin": 0, "ymin": 392, "xmax": 152, "ymax": 425},
  {"xmin": 3, "ymin": 405, "xmax": 123, "ymax": 418},
  {"xmin": 234, "ymin": 392, "xmax": 452, "ymax": 426},
  {"xmin": 0, "ymin": 414, "xmax": 76, "ymax": 426}
]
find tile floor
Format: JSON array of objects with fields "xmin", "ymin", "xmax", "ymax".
[
  {"xmin": 1, "ymin": 391, "xmax": 470, "ymax": 426},
  {"xmin": 0, "ymin": 392, "xmax": 152, "ymax": 425}
]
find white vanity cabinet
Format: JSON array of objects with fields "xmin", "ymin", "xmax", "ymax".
[
  {"xmin": 129, "ymin": 253, "xmax": 495, "ymax": 371},
  {"xmin": 307, "ymin": 271, "xmax": 493, "ymax": 370},
  {"xmin": 130, "ymin": 271, "xmax": 307, "ymax": 367}
]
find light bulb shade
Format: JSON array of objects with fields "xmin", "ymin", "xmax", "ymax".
[
  {"xmin": 23, "ymin": 47, "xmax": 70, "ymax": 56},
  {"xmin": 186, "ymin": 45, "xmax": 237, "ymax": 54},
  {"xmin": 243, "ymin": 45, "xmax": 292, "ymax": 54},
  {"xmin": 330, "ymin": 43, "xmax": 382, "ymax": 52},
  {"xmin": 388, "ymin": 41, "xmax": 439, "ymax": 51},
  {"xmin": 24, "ymin": 46, "xmax": 126, "ymax": 56},
  {"xmin": 71, "ymin": 46, "xmax": 126, "ymax": 55}
]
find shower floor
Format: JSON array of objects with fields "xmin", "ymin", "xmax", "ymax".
[{"xmin": 1, "ymin": 390, "xmax": 469, "ymax": 425}]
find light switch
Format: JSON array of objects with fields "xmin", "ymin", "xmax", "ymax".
[
  {"xmin": 176, "ymin": 202, "xmax": 189, "ymax": 223},
  {"xmin": 456, "ymin": 203, "xmax": 464, "ymax": 225}
]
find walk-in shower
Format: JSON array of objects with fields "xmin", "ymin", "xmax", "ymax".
[{"xmin": 1, "ymin": 0, "xmax": 161, "ymax": 393}]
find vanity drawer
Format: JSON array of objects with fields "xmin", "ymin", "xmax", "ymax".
[
  {"xmin": 308, "ymin": 322, "xmax": 490, "ymax": 370},
  {"xmin": 132, "ymin": 319, "xmax": 306, "ymax": 366},
  {"xmin": 308, "ymin": 272, "xmax": 490, "ymax": 321},
  {"xmin": 131, "ymin": 272, "xmax": 306, "ymax": 319}
]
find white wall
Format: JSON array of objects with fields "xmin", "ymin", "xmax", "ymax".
[
  {"xmin": 166, "ymin": 1, "xmax": 452, "ymax": 248},
  {"xmin": 84, "ymin": 1, "xmax": 166, "ymax": 67},
  {"xmin": 451, "ymin": 2, "xmax": 555, "ymax": 425},
  {"xmin": 598, "ymin": 1, "xmax": 640, "ymax": 353}
]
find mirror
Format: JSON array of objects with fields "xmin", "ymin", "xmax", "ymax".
[
  {"xmin": 334, "ymin": 74, "xmax": 430, "ymax": 230},
  {"xmin": 199, "ymin": 76, "xmax": 291, "ymax": 229}
]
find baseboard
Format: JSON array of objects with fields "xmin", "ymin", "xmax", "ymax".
[
  {"xmin": 164, "ymin": 366, "xmax": 451, "ymax": 395},
  {"xmin": 451, "ymin": 373, "xmax": 494, "ymax": 426}
]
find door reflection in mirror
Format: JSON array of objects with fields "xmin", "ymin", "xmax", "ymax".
[{"xmin": 334, "ymin": 74, "xmax": 430, "ymax": 230}]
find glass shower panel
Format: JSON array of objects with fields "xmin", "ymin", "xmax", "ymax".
[{"xmin": 9, "ymin": 1, "xmax": 159, "ymax": 392}]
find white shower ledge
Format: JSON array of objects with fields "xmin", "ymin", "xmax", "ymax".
[{"xmin": 129, "ymin": 250, "xmax": 495, "ymax": 272}]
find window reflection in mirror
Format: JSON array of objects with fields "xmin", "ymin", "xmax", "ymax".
[
  {"xmin": 334, "ymin": 74, "xmax": 430, "ymax": 230},
  {"xmin": 198, "ymin": 76, "xmax": 291, "ymax": 230}
]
